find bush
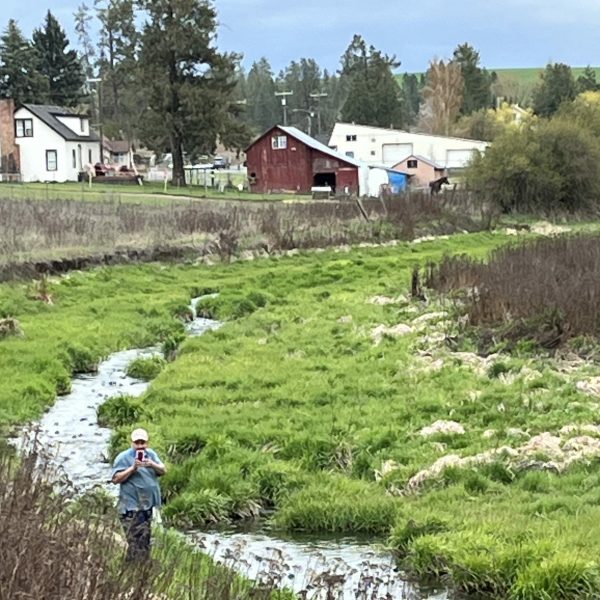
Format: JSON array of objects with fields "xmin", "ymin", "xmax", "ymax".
[
  {"xmin": 126, "ymin": 355, "xmax": 166, "ymax": 381},
  {"xmin": 97, "ymin": 394, "xmax": 145, "ymax": 427},
  {"xmin": 61, "ymin": 342, "xmax": 98, "ymax": 374},
  {"xmin": 467, "ymin": 117, "xmax": 600, "ymax": 215}
]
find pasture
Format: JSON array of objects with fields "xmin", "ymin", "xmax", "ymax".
[{"xmin": 3, "ymin": 224, "xmax": 600, "ymax": 597}]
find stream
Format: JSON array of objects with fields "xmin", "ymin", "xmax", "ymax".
[{"xmin": 19, "ymin": 299, "xmax": 447, "ymax": 599}]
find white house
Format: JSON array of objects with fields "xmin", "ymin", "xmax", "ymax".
[
  {"xmin": 14, "ymin": 104, "xmax": 100, "ymax": 182},
  {"xmin": 328, "ymin": 123, "xmax": 489, "ymax": 170}
]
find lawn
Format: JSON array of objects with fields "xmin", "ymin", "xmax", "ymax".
[
  {"xmin": 2, "ymin": 228, "xmax": 600, "ymax": 597},
  {"xmin": 0, "ymin": 181, "xmax": 313, "ymax": 204}
]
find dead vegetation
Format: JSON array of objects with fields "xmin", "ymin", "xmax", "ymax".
[
  {"xmin": 0, "ymin": 190, "xmax": 493, "ymax": 276},
  {"xmin": 424, "ymin": 234, "xmax": 600, "ymax": 349}
]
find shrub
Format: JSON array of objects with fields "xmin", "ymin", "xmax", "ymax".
[
  {"xmin": 126, "ymin": 355, "xmax": 166, "ymax": 381},
  {"xmin": 61, "ymin": 342, "xmax": 98, "ymax": 374},
  {"xmin": 467, "ymin": 117, "xmax": 600, "ymax": 215},
  {"xmin": 97, "ymin": 394, "xmax": 145, "ymax": 427}
]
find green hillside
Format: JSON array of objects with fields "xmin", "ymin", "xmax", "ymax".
[
  {"xmin": 398, "ymin": 67, "xmax": 600, "ymax": 86},
  {"xmin": 494, "ymin": 66, "xmax": 600, "ymax": 86}
]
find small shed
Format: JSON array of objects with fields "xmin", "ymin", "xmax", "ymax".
[
  {"xmin": 245, "ymin": 125, "xmax": 366, "ymax": 196},
  {"xmin": 392, "ymin": 154, "xmax": 446, "ymax": 188}
]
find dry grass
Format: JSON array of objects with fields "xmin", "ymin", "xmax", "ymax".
[
  {"xmin": 0, "ymin": 190, "xmax": 493, "ymax": 272},
  {"xmin": 424, "ymin": 233, "xmax": 600, "ymax": 348}
]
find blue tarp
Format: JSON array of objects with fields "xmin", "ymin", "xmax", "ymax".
[{"xmin": 387, "ymin": 171, "xmax": 408, "ymax": 194}]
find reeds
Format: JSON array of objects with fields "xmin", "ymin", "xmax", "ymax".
[{"xmin": 424, "ymin": 233, "xmax": 600, "ymax": 348}]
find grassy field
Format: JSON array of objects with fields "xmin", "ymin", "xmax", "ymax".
[
  {"xmin": 0, "ymin": 181, "xmax": 313, "ymax": 204},
  {"xmin": 4, "ymin": 226, "xmax": 600, "ymax": 597},
  {"xmin": 398, "ymin": 66, "xmax": 600, "ymax": 85}
]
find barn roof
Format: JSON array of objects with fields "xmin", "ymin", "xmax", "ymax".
[
  {"xmin": 279, "ymin": 126, "xmax": 362, "ymax": 167},
  {"xmin": 247, "ymin": 125, "xmax": 362, "ymax": 168}
]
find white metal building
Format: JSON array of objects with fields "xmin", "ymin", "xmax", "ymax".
[
  {"xmin": 328, "ymin": 123, "xmax": 489, "ymax": 169},
  {"xmin": 14, "ymin": 104, "xmax": 100, "ymax": 182}
]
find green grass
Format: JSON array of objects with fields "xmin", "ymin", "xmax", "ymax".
[
  {"xmin": 398, "ymin": 67, "xmax": 600, "ymax": 85},
  {"xmin": 0, "ymin": 182, "xmax": 313, "ymax": 204},
  {"xmin": 3, "ymin": 228, "xmax": 600, "ymax": 597}
]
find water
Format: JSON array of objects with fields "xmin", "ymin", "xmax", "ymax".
[{"xmin": 16, "ymin": 299, "xmax": 446, "ymax": 599}]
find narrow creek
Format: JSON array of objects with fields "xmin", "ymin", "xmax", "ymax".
[{"xmin": 21, "ymin": 298, "xmax": 447, "ymax": 600}]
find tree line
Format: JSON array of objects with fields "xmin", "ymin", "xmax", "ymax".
[{"xmin": 1, "ymin": 1, "xmax": 599, "ymax": 186}]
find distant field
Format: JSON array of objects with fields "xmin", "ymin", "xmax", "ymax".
[
  {"xmin": 398, "ymin": 66, "xmax": 600, "ymax": 86},
  {"xmin": 493, "ymin": 66, "xmax": 600, "ymax": 86}
]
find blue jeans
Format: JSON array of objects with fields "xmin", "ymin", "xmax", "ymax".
[{"xmin": 120, "ymin": 509, "xmax": 153, "ymax": 562}]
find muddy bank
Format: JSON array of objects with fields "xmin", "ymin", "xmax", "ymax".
[{"xmin": 0, "ymin": 244, "xmax": 201, "ymax": 282}]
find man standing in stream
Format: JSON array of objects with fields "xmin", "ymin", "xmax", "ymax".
[{"xmin": 112, "ymin": 428, "xmax": 166, "ymax": 562}]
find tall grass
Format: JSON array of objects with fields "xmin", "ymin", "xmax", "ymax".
[
  {"xmin": 424, "ymin": 233, "xmax": 600, "ymax": 347},
  {"xmin": 0, "ymin": 190, "xmax": 491, "ymax": 272}
]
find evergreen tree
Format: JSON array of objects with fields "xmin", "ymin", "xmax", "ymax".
[
  {"xmin": 339, "ymin": 35, "xmax": 403, "ymax": 128},
  {"xmin": 452, "ymin": 43, "xmax": 494, "ymax": 115},
  {"xmin": 532, "ymin": 63, "xmax": 576, "ymax": 117},
  {"xmin": 399, "ymin": 73, "xmax": 422, "ymax": 127},
  {"xmin": 244, "ymin": 58, "xmax": 279, "ymax": 133},
  {"xmin": 137, "ymin": 0, "xmax": 251, "ymax": 185},
  {"xmin": 576, "ymin": 66, "xmax": 599, "ymax": 94},
  {"xmin": 0, "ymin": 20, "xmax": 48, "ymax": 104},
  {"xmin": 32, "ymin": 11, "xmax": 85, "ymax": 107}
]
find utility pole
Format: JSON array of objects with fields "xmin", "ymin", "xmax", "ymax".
[
  {"xmin": 275, "ymin": 91, "xmax": 293, "ymax": 126},
  {"xmin": 309, "ymin": 92, "xmax": 328, "ymax": 136}
]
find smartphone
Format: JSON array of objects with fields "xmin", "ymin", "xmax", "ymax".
[{"xmin": 136, "ymin": 450, "xmax": 145, "ymax": 462}]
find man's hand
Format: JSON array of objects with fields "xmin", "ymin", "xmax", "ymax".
[
  {"xmin": 143, "ymin": 459, "xmax": 166, "ymax": 476},
  {"xmin": 133, "ymin": 459, "xmax": 143, "ymax": 470}
]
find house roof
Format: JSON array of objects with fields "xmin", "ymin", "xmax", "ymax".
[
  {"xmin": 395, "ymin": 154, "xmax": 446, "ymax": 170},
  {"xmin": 247, "ymin": 125, "xmax": 362, "ymax": 168},
  {"xmin": 104, "ymin": 138, "xmax": 131, "ymax": 154},
  {"xmin": 21, "ymin": 104, "xmax": 100, "ymax": 142}
]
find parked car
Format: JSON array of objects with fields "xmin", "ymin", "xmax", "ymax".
[{"xmin": 212, "ymin": 156, "xmax": 229, "ymax": 169}]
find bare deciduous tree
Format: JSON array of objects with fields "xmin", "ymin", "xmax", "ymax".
[{"xmin": 418, "ymin": 59, "xmax": 463, "ymax": 136}]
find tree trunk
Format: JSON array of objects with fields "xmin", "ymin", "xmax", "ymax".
[{"xmin": 171, "ymin": 134, "xmax": 186, "ymax": 187}]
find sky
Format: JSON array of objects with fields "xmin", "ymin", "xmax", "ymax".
[{"xmin": 2, "ymin": 0, "xmax": 599, "ymax": 74}]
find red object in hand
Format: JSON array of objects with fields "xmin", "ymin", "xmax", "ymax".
[{"xmin": 136, "ymin": 450, "xmax": 145, "ymax": 462}]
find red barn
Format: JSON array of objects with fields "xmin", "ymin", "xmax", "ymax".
[{"xmin": 245, "ymin": 125, "xmax": 362, "ymax": 195}]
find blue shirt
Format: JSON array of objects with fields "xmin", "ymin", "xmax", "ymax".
[{"xmin": 112, "ymin": 447, "xmax": 164, "ymax": 514}]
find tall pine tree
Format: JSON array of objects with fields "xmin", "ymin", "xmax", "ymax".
[
  {"xmin": 451, "ymin": 43, "xmax": 495, "ymax": 115},
  {"xmin": 137, "ymin": 0, "xmax": 250, "ymax": 185},
  {"xmin": 244, "ymin": 58, "xmax": 279, "ymax": 133},
  {"xmin": 0, "ymin": 20, "xmax": 48, "ymax": 104},
  {"xmin": 32, "ymin": 11, "xmax": 85, "ymax": 107},
  {"xmin": 339, "ymin": 35, "xmax": 403, "ymax": 129},
  {"xmin": 532, "ymin": 63, "xmax": 577, "ymax": 117}
]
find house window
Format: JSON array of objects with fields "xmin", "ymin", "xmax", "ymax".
[
  {"xmin": 345, "ymin": 151, "xmax": 355, "ymax": 158},
  {"xmin": 346, "ymin": 134, "xmax": 357, "ymax": 142},
  {"xmin": 271, "ymin": 135, "xmax": 287, "ymax": 150},
  {"xmin": 89, "ymin": 149, "xmax": 93, "ymax": 163},
  {"xmin": 46, "ymin": 150, "xmax": 58, "ymax": 171},
  {"xmin": 15, "ymin": 118, "xmax": 33, "ymax": 137},
  {"xmin": 407, "ymin": 159, "xmax": 418, "ymax": 169},
  {"xmin": 80, "ymin": 118, "xmax": 85, "ymax": 132},
  {"xmin": 72, "ymin": 149, "xmax": 77, "ymax": 168}
]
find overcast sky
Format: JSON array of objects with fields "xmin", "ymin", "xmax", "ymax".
[{"xmin": 3, "ymin": 0, "xmax": 599, "ymax": 74}]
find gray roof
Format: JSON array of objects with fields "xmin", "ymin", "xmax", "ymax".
[
  {"xmin": 22, "ymin": 104, "xmax": 100, "ymax": 142},
  {"xmin": 279, "ymin": 126, "xmax": 362, "ymax": 167}
]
